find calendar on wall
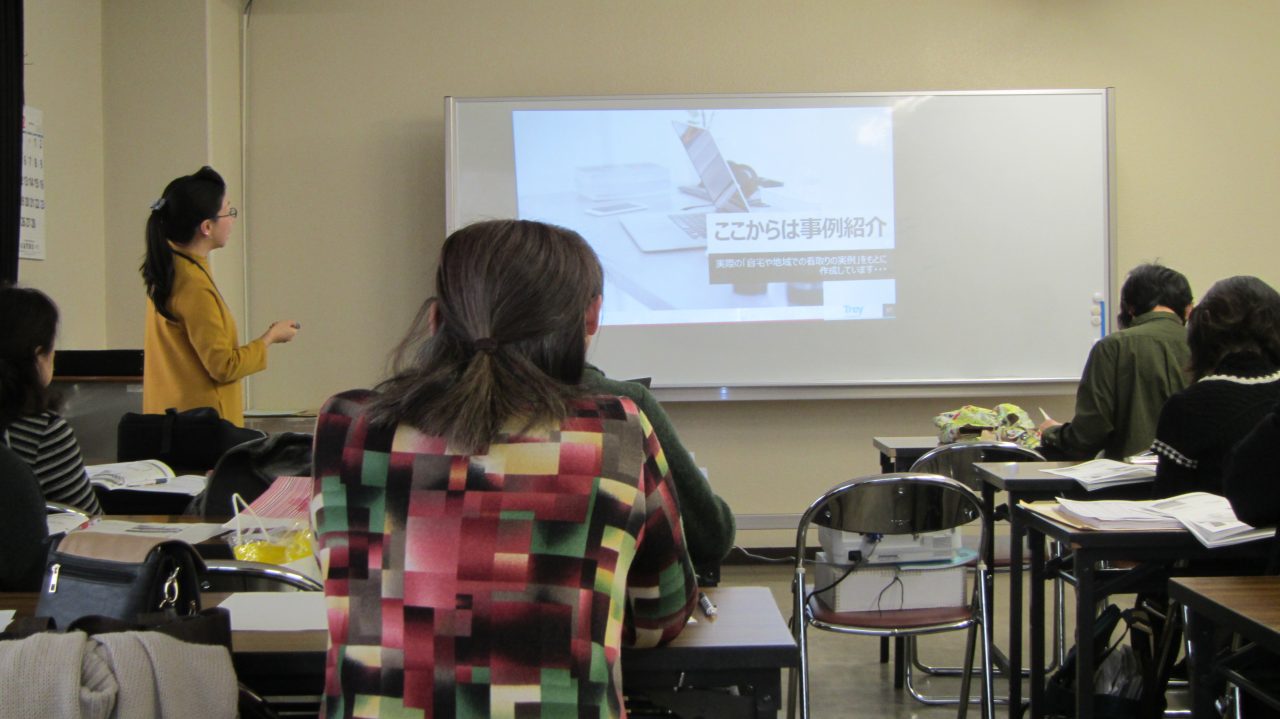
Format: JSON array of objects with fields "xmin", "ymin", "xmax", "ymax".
[{"xmin": 21, "ymin": 106, "xmax": 45, "ymax": 261}]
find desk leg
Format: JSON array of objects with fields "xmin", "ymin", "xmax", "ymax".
[
  {"xmin": 1010, "ymin": 505, "xmax": 1026, "ymax": 718},
  {"xmin": 1028, "ymin": 527, "xmax": 1045, "ymax": 719},
  {"xmin": 983, "ymin": 485, "xmax": 997, "ymax": 620},
  {"xmin": 879, "ymin": 451, "xmax": 894, "ymax": 671},
  {"xmin": 1075, "ymin": 551, "xmax": 1096, "ymax": 719},
  {"xmin": 1182, "ymin": 603, "xmax": 1218, "ymax": 719}
]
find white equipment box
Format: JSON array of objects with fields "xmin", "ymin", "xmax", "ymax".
[
  {"xmin": 819, "ymin": 526, "xmax": 961, "ymax": 565},
  {"xmin": 813, "ymin": 551, "xmax": 968, "ymax": 612}
]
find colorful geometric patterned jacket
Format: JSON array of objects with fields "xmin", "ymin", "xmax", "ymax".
[{"xmin": 312, "ymin": 389, "xmax": 697, "ymax": 718}]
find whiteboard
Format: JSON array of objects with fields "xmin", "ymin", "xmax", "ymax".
[{"xmin": 445, "ymin": 90, "xmax": 1114, "ymax": 395}]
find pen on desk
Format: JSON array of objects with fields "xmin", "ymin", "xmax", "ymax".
[{"xmin": 698, "ymin": 591, "xmax": 718, "ymax": 622}]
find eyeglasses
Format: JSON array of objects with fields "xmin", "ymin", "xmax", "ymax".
[{"xmin": 216, "ymin": 207, "xmax": 239, "ymax": 220}]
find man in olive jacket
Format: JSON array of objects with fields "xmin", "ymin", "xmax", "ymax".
[{"xmin": 1039, "ymin": 264, "xmax": 1192, "ymax": 461}]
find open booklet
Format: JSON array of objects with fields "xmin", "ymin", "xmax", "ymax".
[
  {"xmin": 1054, "ymin": 492, "xmax": 1274, "ymax": 548},
  {"xmin": 85, "ymin": 460, "xmax": 207, "ymax": 496},
  {"xmin": 1043, "ymin": 458, "xmax": 1156, "ymax": 490}
]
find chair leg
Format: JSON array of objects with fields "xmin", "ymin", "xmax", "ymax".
[
  {"xmin": 978, "ymin": 570, "xmax": 996, "ymax": 719},
  {"xmin": 790, "ymin": 574, "xmax": 810, "ymax": 719},
  {"xmin": 957, "ymin": 622, "xmax": 978, "ymax": 719}
]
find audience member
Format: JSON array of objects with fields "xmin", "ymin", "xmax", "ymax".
[
  {"xmin": 1223, "ymin": 400, "xmax": 1280, "ymax": 571},
  {"xmin": 1153, "ymin": 276, "xmax": 1280, "ymax": 496},
  {"xmin": 1040, "ymin": 263, "xmax": 1192, "ymax": 460},
  {"xmin": 581, "ymin": 363, "xmax": 735, "ymax": 565},
  {"xmin": 310, "ymin": 219, "xmax": 696, "ymax": 717},
  {"xmin": 0, "ymin": 283, "xmax": 101, "ymax": 514},
  {"xmin": 0, "ymin": 444, "xmax": 49, "ymax": 591}
]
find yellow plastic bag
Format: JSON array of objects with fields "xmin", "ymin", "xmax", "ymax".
[{"xmin": 228, "ymin": 494, "xmax": 318, "ymax": 576}]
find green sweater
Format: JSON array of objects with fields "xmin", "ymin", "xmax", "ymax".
[
  {"xmin": 1041, "ymin": 311, "xmax": 1190, "ymax": 460},
  {"xmin": 581, "ymin": 365, "xmax": 736, "ymax": 564}
]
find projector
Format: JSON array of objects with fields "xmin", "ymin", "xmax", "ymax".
[{"xmin": 819, "ymin": 526, "xmax": 961, "ymax": 565}]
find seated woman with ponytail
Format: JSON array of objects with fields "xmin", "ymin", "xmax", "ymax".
[
  {"xmin": 141, "ymin": 166, "xmax": 300, "ymax": 426},
  {"xmin": 311, "ymin": 219, "xmax": 697, "ymax": 718}
]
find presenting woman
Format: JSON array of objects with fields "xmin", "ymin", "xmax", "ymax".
[
  {"xmin": 311, "ymin": 219, "xmax": 696, "ymax": 717},
  {"xmin": 141, "ymin": 167, "xmax": 299, "ymax": 426}
]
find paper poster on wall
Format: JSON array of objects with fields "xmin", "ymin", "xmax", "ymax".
[{"xmin": 21, "ymin": 106, "xmax": 46, "ymax": 261}]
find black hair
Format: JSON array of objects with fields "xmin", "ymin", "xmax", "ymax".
[
  {"xmin": 1118, "ymin": 263, "xmax": 1192, "ymax": 329},
  {"xmin": 366, "ymin": 220, "xmax": 605, "ymax": 453},
  {"xmin": 140, "ymin": 166, "xmax": 227, "ymax": 321},
  {"xmin": 0, "ymin": 283, "xmax": 60, "ymax": 427},
  {"xmin": 1187, "ymin": 275, "xmax": 1280, "ymax": 380}
]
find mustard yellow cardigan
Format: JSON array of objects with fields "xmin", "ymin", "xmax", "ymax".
[{"xmin": 143, "ymin": 248, "xmax": 266, "ymax": 426}]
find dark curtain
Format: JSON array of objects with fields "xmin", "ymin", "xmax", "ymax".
[{"xmin": 1, "ymin": 0, "xmax": 23, "ymax": 283}]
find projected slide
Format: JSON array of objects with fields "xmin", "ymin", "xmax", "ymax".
[{"xmin": 512, "ymin": 108, "xmax": 895, "ymax": 326}]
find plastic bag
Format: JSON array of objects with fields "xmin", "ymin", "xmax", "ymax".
[
  {"xmin": 227, "ymin": 494, "xmax": 320, "ymax": 580},
  {"xmin": 933, "ymin": 403, "xmax": 1041, "ymax": 449}
]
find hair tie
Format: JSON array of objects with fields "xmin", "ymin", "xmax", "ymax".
[
  {"xmin": 472, "ymin": 337, "xmax": 499, "ymax": 353},
  {"xmin": 150, "ymin": 198, "xmax": 167, "ymax": 212}
]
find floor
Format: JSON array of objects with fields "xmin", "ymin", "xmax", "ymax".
[{"xmin": 716, "ymin": 562, "xmax": 1188, "ymax": 719}]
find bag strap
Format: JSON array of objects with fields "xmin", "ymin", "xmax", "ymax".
[{"xmin": 162, "ymin": 407, "xmax": 178, "ymax": 455}]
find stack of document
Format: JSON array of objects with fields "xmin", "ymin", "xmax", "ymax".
[
  {"xmin": 1045, "ymin": 459, "xmax": 1156, "ymax": 490},
  {"xmin": 1055, "ymin": 493, "xmax": 1273, "ymax": 548},
  {"xmin": 1149, "ymin": 493, "xmax": 1275, "ymax": 548},
  {"xmin": 1055, "ymin": 497, "xmax": 1182, "ymax": 530},
  {"xmin": 86, "ymin": 460, "xmax": 208, "ymax": 496}
]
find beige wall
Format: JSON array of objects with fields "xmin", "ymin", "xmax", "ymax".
[
  {"xmin": 19, "ymin": 0, "xmax": 107, "ymax": 349},
  {"xmin": 235, "ymin": 0, "xmax": 1280, "ymax": 523},
  {"xmin": 26, "ymin": 1, "xmax": 1280, "ymax": 531},
  {"xmin": 23, "ymin": 0, "xmax": 247, "ymax": 349}
]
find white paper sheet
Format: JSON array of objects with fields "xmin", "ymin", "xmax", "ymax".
[
  {"xmin": 46, "ymin": 512, "xmax": 90, "ymax": 535},
  {"xmin": 218, "ymin": 592, "xmax": 327, "ymax": 632},
  {"xmin": 80, "ymin": 520, "xmax": 230, "ymax": 545}
]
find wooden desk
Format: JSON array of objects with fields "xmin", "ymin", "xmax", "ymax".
[
  {"xmin": 872, "ymin": 436, "xmax": 939, "ymax": 473},
  {"xmin": 1170, "ymin": 576, "xmax": 1280, "ymax": 717},
  {"xmin": 2, "ymin": 585, "xmax": 795, "ymax": 719},
  {"xmin": 1015, "ymin": 506, "xmax": 1270, "ymax": 719}
]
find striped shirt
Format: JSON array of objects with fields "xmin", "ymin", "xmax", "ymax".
[{"xmin": 4, "ymin": 412, "xmax": 101, "ymax": 515}]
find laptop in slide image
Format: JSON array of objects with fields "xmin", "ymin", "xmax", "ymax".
[{"xmin": 619, "ymin": 122, "xmax": 752, "ymax": 252}]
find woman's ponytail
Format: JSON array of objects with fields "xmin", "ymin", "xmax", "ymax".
[
  {"xmin": 367, "ymin": 220, "xmax": 603, "ymax": 454},
  {"xmin": 139, "ymin": 167, "xmax": 227, "ymax": 321},
  {"xmin": 141, "ymin": 205, "xmax": 178, "ymax": 321}
]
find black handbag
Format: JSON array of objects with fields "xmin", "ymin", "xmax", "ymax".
[
  {"xmin": 117, "ymin": 406, "xmax": 265, "ymax": 473},
  {"xmin": 34, "ymin": 531, "xmax": 206, "ymax": 630}
]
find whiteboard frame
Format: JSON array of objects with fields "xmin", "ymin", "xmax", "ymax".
[{"xmin": 445, "ymin": 89, "xmax": 1116, "ymax": 401}]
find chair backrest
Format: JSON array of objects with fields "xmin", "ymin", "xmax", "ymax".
[
  {"xmin": 201, "ymin": 559, "xmax": 322, "ymax": 592},
  {"xmin": 795, "ymin": 472, "xmax": 986, "ymax": 567},
  {"xmin": 909, "ymin": 440, "xmax": 1044, "ymax": 491}
]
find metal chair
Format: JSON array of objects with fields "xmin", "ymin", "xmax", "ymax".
[
  {"xmin": 45, "ymin": 500, "xmax": 90, "ymax": 515},
  {"xmin": 201, "ymin": 559, "xmax": 323, "ymax": 592},
  {"xmin": 907, "ymin": 440, "xmax": 1063, "ymax": 700},
  {"xmin": 788, "ymin": 473, "xmax": 994, "ymax": 719},
  {"xmin": 909, "ymin": 440, "xmax": 1045, "ymax": 492}
]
